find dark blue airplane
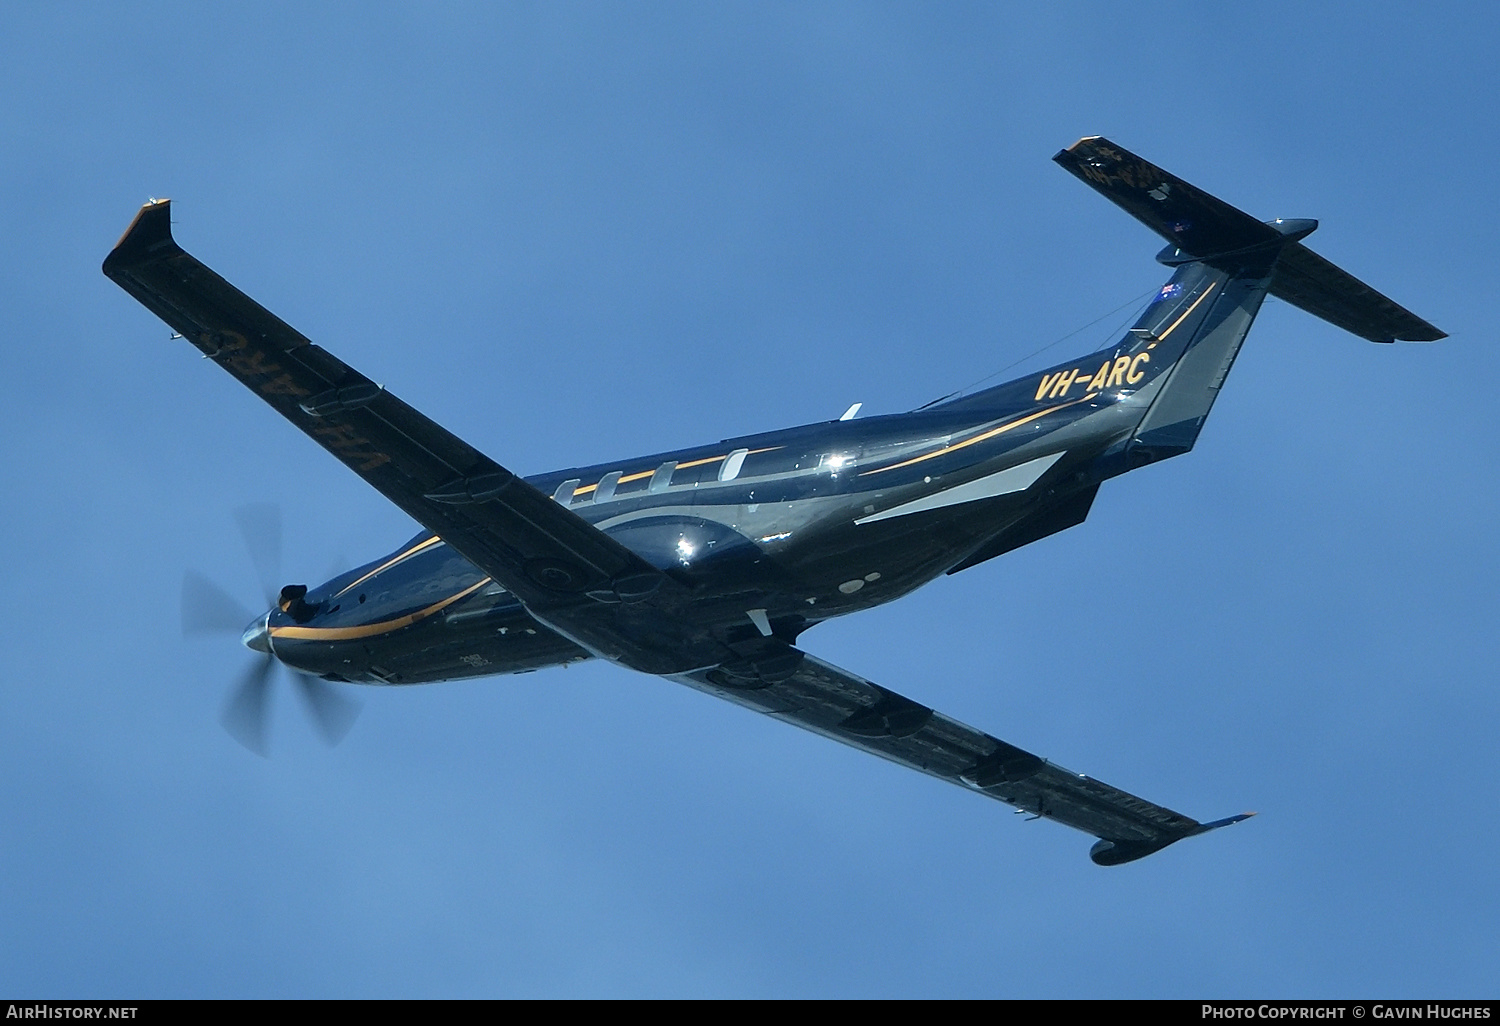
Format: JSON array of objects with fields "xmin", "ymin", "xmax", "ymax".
[{"xmin": 105, "ymin": 138, "xmax": 1443, "ymax": 864}]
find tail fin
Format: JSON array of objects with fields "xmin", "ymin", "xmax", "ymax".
[
  {"xmin": 1120, "ymin": 259, "xmax": 1274, "ymax": 461},
  {"xmin": 1054, "ymin": 137, "xmax": 1445, "ymax": 342}
]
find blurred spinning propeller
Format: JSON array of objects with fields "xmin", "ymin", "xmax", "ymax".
[{"xmin": 181, "ymin": 504, "xmax": 360, "ymax": 756}]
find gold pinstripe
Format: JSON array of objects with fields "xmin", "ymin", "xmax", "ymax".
[
  {"xmin": 1155, "ymin": 281, "xmax": 1218, "ymax": 341},
  {"xmin": 569, "ymin": 447, "xmax": 782, "ymax": 498},
  {"xmin": 859, "ymin": 395, "xmax": 1096, "ymax": 477},
  {"xmin": 857, "ymin": 286, "xmax": 1217, "ymax": 480},
  {"xmin": 272, "ymin": 578, "xmax": 492, "ymax": 641},
  {"xmin": 333, "ymin": 535, "xmax": 443, "ymax": 598}
]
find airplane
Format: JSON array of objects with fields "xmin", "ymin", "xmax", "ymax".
[{"xmin": 103, "ymin": 137, "xmax": 1444, "ymax": 865}]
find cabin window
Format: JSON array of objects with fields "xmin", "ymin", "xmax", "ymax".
[
  {"xmin": 649, "ymin": 461, "xmax": 677, "ymax": 493},
  {"xmin": 719, "ymin": 449, "xmax": 749, "ymax": 482},
  {"xmin": 594, "ymin": 470, "xmax": 622, "ymax": 502}
]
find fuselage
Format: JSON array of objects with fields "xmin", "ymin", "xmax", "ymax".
[{"xmin": 261, "ymin": 283, "xmax": 1198, "ymax": 686}]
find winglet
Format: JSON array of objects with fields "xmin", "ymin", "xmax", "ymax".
[
  {"xmin": 1192, "ymin": 811, "xmax": 1257, "ymax": 835},
  {"xmin": 103, "ymin": 199, "xmax": 176, "ymax": 276},
  {"xmin": 1090, "ymin": 811, "xmax": 1256, "ymax": 866}
]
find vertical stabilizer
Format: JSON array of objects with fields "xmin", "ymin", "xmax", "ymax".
[{"xmin": 1126, "ymin": 261, "xmax": 1275, "ymax": 461}]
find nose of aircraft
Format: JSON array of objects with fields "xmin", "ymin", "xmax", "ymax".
[{"xmin": 240, "ymin": 615, "xmax": 272, "ymax": 654}]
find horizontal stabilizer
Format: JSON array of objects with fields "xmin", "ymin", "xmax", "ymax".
[
  {"xmin": 1269, "ymin": 241, "xmax": 1444, "ymax": 342},
  {"xmin": 1055, "ymin": 136, "xmax": 1445, "ymax": 343},
  {"xmin": 1054, "ymin": 137, "xmax": 1280, "ymax": 260}
]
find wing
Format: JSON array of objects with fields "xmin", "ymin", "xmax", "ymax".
[
  {"xmin": 675, "ymin": 646, "xmax": 1252, "ymax": 864},
  {"xmin": 103, "ymin": 200, "xmax": 712, "ymax": 674}
]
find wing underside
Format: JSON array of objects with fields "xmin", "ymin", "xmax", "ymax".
[{"xmin": 676, "ymin": 650, "xmax": 1250, "ymax": 865}]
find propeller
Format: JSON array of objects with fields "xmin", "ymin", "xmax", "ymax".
[{"xmin": 182, "ymin": 505, "xmax": 360, "ymax": 756}]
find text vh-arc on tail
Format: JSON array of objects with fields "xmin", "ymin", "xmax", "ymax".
[{"xmin": 102, "ymin": 137, "xmax": 1441, "ymax": 865}]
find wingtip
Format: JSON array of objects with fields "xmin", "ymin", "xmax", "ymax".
[
  {"xmin": 1200, "ymin": 811, "xmax": 1257, "ymax": 833},
  {"xmin": 1053, "ymin": 136, "xmax": 1102, "ymax": 164},
  {"xmin": 103, "ymin": 198, "xmax": 178, "ymax": 277},
  {"xmin": 1402, "ymin": 328, "xmax": 1448, "ymax": 343}
]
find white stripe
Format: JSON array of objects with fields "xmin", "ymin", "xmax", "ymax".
[{"xmin": 854, "ymin": 451, "xmax": 1066, "ymax": 525}]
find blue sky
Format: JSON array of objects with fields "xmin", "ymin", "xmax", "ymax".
[{"xmin": 2, "ymin": 2, "xmax": 1496, "ymax": 997}]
